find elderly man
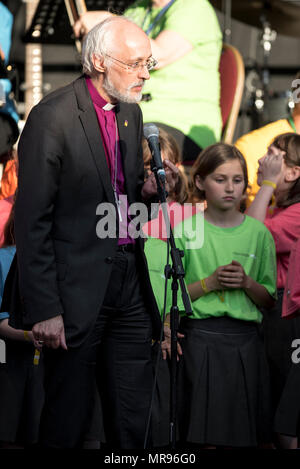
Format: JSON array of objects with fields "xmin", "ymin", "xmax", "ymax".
[
  {"xmin": 74, "ymin": 0, "xmax": 222, "ymax": 163},
  {"xmin": 13, "ymin": 16, "xmax": 177, "ymax": 449}
]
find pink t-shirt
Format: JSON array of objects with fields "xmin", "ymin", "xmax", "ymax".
[
  {"xmin": 282, "ymin": 238, "xmax": 300, "ymax": 318},
  {"xmin": 264, "ymin": 202, "xmax": 300, "ymax": 288},
  {"xmin": 142, "ymin": 201, "xmax": 202, "ymax": 241},
  {"xmin": 0, "ymin": 195, "xmax": 14, "ymax": 246}
]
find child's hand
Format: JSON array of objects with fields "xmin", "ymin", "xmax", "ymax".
[
  {"xmin": 141, "ymin": 159, "xmax": 179, "ymax": 200},
  {"xmin": 206, "ymin": 266, "xmax": 228, "ymax": 291},
  {"xmin": 260, "ymin": 146, "xmax": 285, "ymax": 183},
  {"xmin": 218, "ymin": 260, "xmax": 250, "ymax": 289},
  {"xmin": 27, "ymin": 331, "xmax": 43, "ymax": 350},
  {"xmin": 161, "ymin": 323, "xmax": 184, "ymax": 361}
]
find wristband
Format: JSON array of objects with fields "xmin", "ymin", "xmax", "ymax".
[
  {"xmin": 164, "ymin": 321, "xmax": 170, "ymax": 328},
  {"xmin": 200, "ymin": 278, "xmax": 209, "ymax": 294},
  {"xmin": 33, "ymin": 349, "xmax": 40, "ymax": 366},
  {"xmin": 24, "ymin": 330, "xmax": 30, "ymax": 342},
  {"xmin": 262, "ymin": 179, "xmax": 277, "ymax": 190},
  {"xmin": 217, "ymin": 291, "xmax": 225, "ymax": 303}
]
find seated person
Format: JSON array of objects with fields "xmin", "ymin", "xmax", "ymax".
[{"xmin": 73, "ymin": 0, "xmax": 222, "ymax": 163}]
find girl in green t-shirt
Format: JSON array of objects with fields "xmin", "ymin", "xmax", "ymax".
[{"xmin": 172, "ymin": 142, "xmax": 277, "ymax": 448}]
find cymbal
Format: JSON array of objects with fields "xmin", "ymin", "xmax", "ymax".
[{"xmin": 211, "ymin": 0, "xmax": 300, "ymax": 38}]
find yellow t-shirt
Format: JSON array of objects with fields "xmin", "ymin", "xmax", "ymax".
[{"xmin": 235, "ymin": 119, "xmax": 295, "ymax": 203}]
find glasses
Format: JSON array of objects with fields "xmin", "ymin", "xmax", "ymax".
[{"xmin": 105, "ymin": 54, "xmax": 158, "ymax": 72}]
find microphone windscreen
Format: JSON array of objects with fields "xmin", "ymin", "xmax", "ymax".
[{"xmin": 143, "ymin": 123, "xmax": 159, "ymax": 140}]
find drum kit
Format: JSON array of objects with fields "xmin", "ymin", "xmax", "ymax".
[{"xmin": 211, "ymin": 0, "xmax": 300, "ymax": 128}]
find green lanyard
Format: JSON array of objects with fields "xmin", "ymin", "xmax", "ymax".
[{"xmin": 288, "ymin": 116, "xmax": 297, "ymax": 133}]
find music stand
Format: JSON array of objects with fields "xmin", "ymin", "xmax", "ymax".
[{"xmin": 22, "ymin": 0, "xmax": 135, "ymax": 45}]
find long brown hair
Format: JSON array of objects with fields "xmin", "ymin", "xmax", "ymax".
[
  {"xmin": 272, "ymin": 133, "xmax": 300, "ymax": 208},
  {"xmin": 191, "ymin": 143, "xmax": 248, "ymax": 201}
]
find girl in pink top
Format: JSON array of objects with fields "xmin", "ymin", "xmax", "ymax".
[
  {"xmin": 273, "ymin": 239, "xmax": 300, "ymax": 449},
  {"xmin": 247, "ymin": 132, "xmax": 300, "ymax": 448},
  {"xmin": 282, "ymin": 238, "xmax": 300, "ymax": 320}
]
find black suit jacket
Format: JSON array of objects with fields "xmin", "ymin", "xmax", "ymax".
[{"xmin": 11, "ymin": 75, "xmax": 161, "ymax": 346}]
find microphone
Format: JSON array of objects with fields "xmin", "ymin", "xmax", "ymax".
[{"xmin": 143, "ymin": 123, "xmax": 166, "ymax": 182}]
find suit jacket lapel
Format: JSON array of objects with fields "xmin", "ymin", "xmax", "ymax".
[
  {"xmin": 116, "ymin": 104, "xmax": 136, "ymax": 205},
  {"xmin": 73, "ymin": 77, "xmax": 115, "ymax": 204}
]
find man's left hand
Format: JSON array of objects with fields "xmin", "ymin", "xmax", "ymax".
[{"xmin": 141, "ymin": 159, "xmax": 179, "ymax": 200}]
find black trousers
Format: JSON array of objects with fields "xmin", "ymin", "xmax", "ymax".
[{"xmin": 39, "ymin": 249, "xmax": 153, "ymax": 448}]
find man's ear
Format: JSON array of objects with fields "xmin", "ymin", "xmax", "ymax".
[
  {"xmin": 285, "ymin": 166, "xmax": 300, "ymax": 182},
  {"xmin": 92, "ymin": 54, "xmax": 106, "ymax": 73},
  {"xmin": 195, "ymin": 174, "xmax": 204, "ymax": 191}
]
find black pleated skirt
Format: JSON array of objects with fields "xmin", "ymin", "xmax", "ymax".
[
  {"xmin": 0, "ymin": 341, "xmax": 45, "ymax": 445},
  {"xmin": 262, "ymin": 289, "xmax": 300, "ymax": 415},
  {"xmin": 274, "ymin": 361, "xmax": 300, "ymax": 437},
  {"xmin": 176, "ymin": 316, "xmax": 272, "ymax": 447}
]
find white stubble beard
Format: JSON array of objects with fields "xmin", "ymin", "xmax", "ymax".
[{"xmin": 102, "ymin": 74, "xmax": 145, "ymax": 104}]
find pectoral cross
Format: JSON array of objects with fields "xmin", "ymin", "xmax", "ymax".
[{"xmin": 114, "ymin": 190, "xmax": 122, "ymax": 222}]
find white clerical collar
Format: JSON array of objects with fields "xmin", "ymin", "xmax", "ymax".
[{"xmin": 102, "ymin": 103, "xmax": 116, "ymax": 111}]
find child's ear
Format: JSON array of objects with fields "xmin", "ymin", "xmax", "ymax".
[
  {"xmin": 195, "ymin": 174, "xmax": 204, "ymax": 191},
  {"xmin": 285, "ymin": 166, "xmax": 300, "ymax": 182}
]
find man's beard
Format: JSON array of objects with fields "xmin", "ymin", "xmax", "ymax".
[{"xmin": 103, "ymin": 74, "xmax": 144, "ymax": 104}]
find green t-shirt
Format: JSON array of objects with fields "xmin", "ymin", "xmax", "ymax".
[
  {"xmin": 173, "ymin": 214, "xmax": 277, "ymax": 322},
  {"xmin": 144, "ymin": 236, "xmax": 185, "ymax": 318},
  {"xmin": 125, "ymin": 0, "xmax": 222, "ymax": 149}
]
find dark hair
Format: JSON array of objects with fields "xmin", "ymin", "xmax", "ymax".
[
  {"xmin": 191, "ymin": 143, "xmax": 248, "ymax": 201},
  {"xmin": 142, "ymin": 127, "xmax": 188, "ymax": 204},
  {"xmin": 272, "ymin": 132, "xmax": 300, "ymax": 208}
]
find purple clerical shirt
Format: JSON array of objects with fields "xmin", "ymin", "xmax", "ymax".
[{"xmin": 86, "ymin": 77, "xmax": 134, "ymax": 245}]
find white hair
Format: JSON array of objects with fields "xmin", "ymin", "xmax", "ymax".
[{"xmin": 81, "ymin": 16, "xmax": 135, "ymax": 76}]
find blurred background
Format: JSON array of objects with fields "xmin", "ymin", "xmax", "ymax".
[{"xmin": 2, "ymin": 0, "xmax": 300, "ymax": 141}]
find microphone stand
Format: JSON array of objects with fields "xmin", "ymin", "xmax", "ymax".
[{"xmin": 151, "ymin": 162, "xmax": 192, "ymax": 449}]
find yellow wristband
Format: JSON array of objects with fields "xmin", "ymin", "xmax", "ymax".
[
  {"xmin": 164, "ymin": 321, "xmax": 170, "ymax": 328},
  {"xmin": 23, "ymin": 330, "xmax": 30, "ymax": 342},
  {"xmin": 200, "ymin": 278, "xmax": 209, "ymax": 294},
  {"xmin": 262, "ymin": 179, "xmax": 277, "ymax": 190},
  {"xmin": 33, "ymin": 349, "xmax": 40, "ymax": 366}
]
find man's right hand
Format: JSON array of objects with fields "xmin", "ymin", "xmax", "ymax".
[{"xmin": 32, "ymin": 314, "xmax": 67, "ymax": 350}]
